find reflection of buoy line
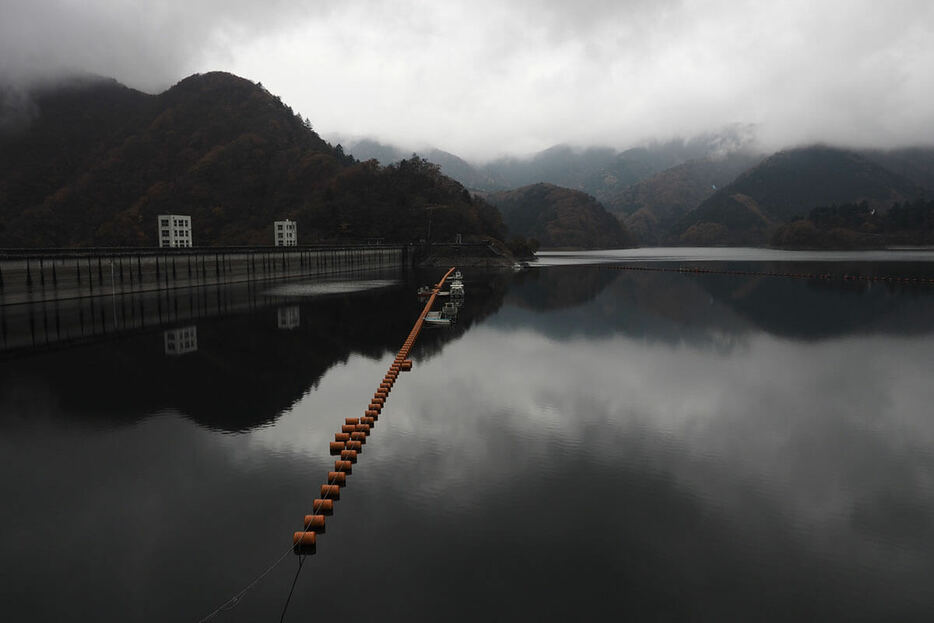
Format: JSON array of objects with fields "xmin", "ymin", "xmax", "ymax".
[
  {"xmin": 198, "ymin": 267, "xmax": 458, "ymax": 622},
  {"xmin": 292, "ymin": 265, "xmax": 456, "ymax": 553},
  {"xmin": 606, "ymin": 264, "xmax": 934, "ymax": 285}
]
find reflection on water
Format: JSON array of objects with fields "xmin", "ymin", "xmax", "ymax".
[
  {"xmin": 277, "ymin": 306, "xmax": 301, "ymax": 330},
  {"xmin": 2, "ymin": 256, "xmax": 934, "ymax": 621},
  {"xmin": 163, "ymin": 326, "xmax": 198, "ymax": 356},
  {"xmin": 266, "ymin": 278, "xmax": 398, "ymax": 297},
  {"xmin": 538, "ymin": 246, "xmax": 934, "ymax": 265}
]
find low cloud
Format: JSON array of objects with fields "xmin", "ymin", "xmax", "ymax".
[{"xmin": 2, "ymin": 0, "xmax": 933, "ymax": 158}]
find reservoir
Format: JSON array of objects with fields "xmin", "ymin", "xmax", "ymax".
[{"xmin": 2, "ymin": 248, "xmax": 934, "ymax": 621}]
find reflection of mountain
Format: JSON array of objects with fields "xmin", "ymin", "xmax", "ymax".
[
  {"xmin": 691, "ymin": 262, "xmax": 934, "ymax": 340},
  {"xmin": 507, "ymin": 265, "xmax": 617, "ymax": 311},
  {"xmin": 498, "ymin": 264, "xmax": 934, "ymax": 343},
  {"xmin": 0, "ymin": 273, "xmax": 507, "ymax": 432},
  {"xmin": 498, "ymin": 267, "xmax": 751, "ymax": 348}
]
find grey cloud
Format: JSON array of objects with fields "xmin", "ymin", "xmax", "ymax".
[
  {"xmin": 0, "ymin": 0, "xmax": 334, "ymax": 91},
  {"xmin": 2, "ymin": 0, "xmax": 934, "ymax": 157}
]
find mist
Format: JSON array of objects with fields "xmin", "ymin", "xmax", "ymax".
[{"xmin": 2, "ymin": 0, "xmax": 934, "ymax": 160}]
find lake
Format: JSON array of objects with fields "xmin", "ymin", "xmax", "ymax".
[{"xmin": 2, "ymin": 248, "xmax": 934, "ymax": 621}]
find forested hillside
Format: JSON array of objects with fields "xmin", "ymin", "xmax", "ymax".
[
  {"xmin": 672, "ymin": 146, "xmax": 924, "ymax": 245},
  {"xmin": 771, "ymin": 199, "xmax": 934, "ymax": 248},
  {"xmin": 0, "ymin": 72, "xmax": 505, "ymax": 247},
  {"xmin": 607, "ymin": 152, "xmax": 763, "ymax": 245},
  {"xmin": 485, "ymin": 183, "xmax": 635, "ymax": 249}
]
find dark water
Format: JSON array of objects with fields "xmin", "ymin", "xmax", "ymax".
[{"xmin": 3, "ymin": 250, "xmax": 934, "ymax": 621}]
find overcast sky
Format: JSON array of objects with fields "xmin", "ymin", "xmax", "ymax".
[{"xmin": 2, "ymin": 0, "xmax": 934, "ymax": 160}]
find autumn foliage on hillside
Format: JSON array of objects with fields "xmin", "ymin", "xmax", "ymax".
[
  {"xmin": 0, "ymin": 72, "xmax": 504, "ymax": 247},
  {"xmin": 771, "ymin": 199, "xmax": 934, "ymax": 248},
  {"xmin": 486, "ymin": 183, "xmax": 635, "ymax": 249}
]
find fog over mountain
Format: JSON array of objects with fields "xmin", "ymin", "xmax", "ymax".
[{"xmin": 2, "ymin": 1, "xmax": 934, "ymax": 160}]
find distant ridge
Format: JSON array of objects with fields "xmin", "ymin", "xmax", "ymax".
[
  {"xmin": 607, "ymin": 152, "xmax": 763, "ymax": 245},
  {"xmin": 671, "ymin": 146, "xmax": 925, "ymax": 245}
]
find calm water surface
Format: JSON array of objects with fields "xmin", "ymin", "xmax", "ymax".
[{"xmin": 2, "ymin": 250, "xmax": 934, "ymax": 621}]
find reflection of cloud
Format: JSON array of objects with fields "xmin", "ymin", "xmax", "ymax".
[
  {"xmin": 5, "ymin": 291, "xmax": 934, "ymax": 617},
  {"xmin": 255, "ymin": 324, "xmax": 934, "ymax": 577},
  {"xmin": 265, "ymin": 278, "xmax": 398, "ymax": 298},
  {"xmin": 254, "ymin": 328, "xmax": 934, "ymax": 552}
]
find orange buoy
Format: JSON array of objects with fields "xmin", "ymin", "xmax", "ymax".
[
  {"xmin": 334, "ymin": 460, "xmax": 352, "ymax": 474},
  {"xmin": 380, "ymin": 382, "xmax": 391, "ymax": 390},
  {"xmin": 345, "ymin": 418, "xmax": 360, "ymax": 425},
  {"xmin": 368, "ymin": 403, "xmax": 381, "ymax": 411},
  {"xmin": 341, "ymin": 424, "xmax": 356, "ymax": 434},
  {"xmin": 292, "ymin": 531, "xmax": 317, "ymax": 553},
  {"xmin": 335, "ymin": 432, "xmax": 351, "ymax": 442},
  {"xmin": 346, "ymin": 440, "xmax": 362, "ymax": 451},
  {"xmin": 361, "ymin": 417, "xmax": 375, "ymax": 426},
  {"xmin": 312, "ymin": 498, "xmax": 333, "ymax": 515},
  {"xmin": 321, "ymin": 484, "xmax": 340, "ymax": 500},
  {"xmin": 372, "ymin": 396, "xmax": 385, "ymax": 405},
  {"xmin": 376, "ymin": 391, "xmax": 388, "ymax": 399},
  {"xmin": 350, "ymin": 432, "xmax": 367, "ymax": 444},
  {"xmin": 355, "ymin": 424, "xmax": 371, "ymax": 435},
  {"xmin": 400, "ymin": 360, "xmax": 412, "ymax": 371},
  {"xmin": 303, "ymin": 515, "xmax": 326, "ymax": 531},
  {"xmin": 327, "ymin": 471, "xmax": 347, "ymax": 486},
  {"xmin": 340, "ymin": 450, "xmax": 357, "ymax": 463},
  {"xmin": 329, "ymin": 441, "xmax": 345, "ymax": 454},
  {"xmin": 365, "ymin": 409, "xmax": 379, "ymax": 417}
]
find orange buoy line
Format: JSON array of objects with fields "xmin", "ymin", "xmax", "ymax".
[
  {"xmin": 291, "ymin": 266, "xmax": 458, "ymax": 554},
  {"xmin": 607, "ymin": 264, "xmax": 934, "ymax": 285}
]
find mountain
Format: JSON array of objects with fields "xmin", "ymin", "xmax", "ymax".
[
  {"xmin": 0, "ymin": 72, "xmax": 505, "ymax": 247},
  {"xmin": 336, "ymin": 137, "xmax": 407, "ymax": 165},
  {"xmin": 338, "ymin": 137, "xmax": 498, "ymax": 191},
  {"xmin": 485, "ymin": 183, "xmax": 635, "ymax": 249},
  {"xmin": 861, "ymin": 147, "xmax": 934, "ymax": 194},
  {"xmin": 606, "ymin": 152, "xmax": 764, "ymax": 245},
  {"xmin": 771, "ymin": 199, "xmax": 934, "ymax": 249},
  {"xmin": 672, "ymin": 146, "xmax": 924, "ymax": 245},
  {"xmin": 339, "ymin": 128, "xmax": 760, "ymax": 203}
]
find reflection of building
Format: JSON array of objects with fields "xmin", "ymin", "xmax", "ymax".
[
  {"xmin": 158, "ymin": 214, "xmax": 193, "ymax": 248},
  {"xmin": 164, "ymin": 326, "xmax": 198, "ymax": 355},
  {"xmin": 274, "ymin": 219, "xmax": 297, "ymax": 246},
  {"xmin": 277, "ymin": 306, "xmax": 300, "ymax": 330}
]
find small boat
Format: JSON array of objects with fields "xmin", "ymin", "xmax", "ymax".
[
  {"xmin": 417, "ymin": 285, "xmax": 432, "ymax": 297},
  {"xmin": 449, "ymin": 281, "xmax": 464, "ymax": 297},
  {"xmin": 441, "ymin": 302, "xmax": 458, "ymax": 319},
  {"xmin": 424, "ymin": 311, "xmax": 451, "ymax": 326},
  {"xmin": 453, "ymin": 270, "xmax": 463, "ymax": 281}
]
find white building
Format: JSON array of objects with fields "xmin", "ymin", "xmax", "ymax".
[
  {"xmin": 164, "ymin": 326, "xmax": 198, "ymax": 355},
  {"xmin": 158, "ymin": 214, "xmax": 193, "ymax": 248},
  {"xmin": 274, "ymin": 219, "xmax": 297, "ymax": 246}
]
